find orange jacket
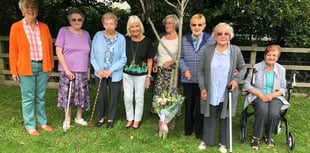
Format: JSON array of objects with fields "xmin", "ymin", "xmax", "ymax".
[{"xmin": 9, "ymin": 20, "xmax": 54, "ymax": 76}]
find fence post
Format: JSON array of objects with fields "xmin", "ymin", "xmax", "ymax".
[
  {"xmin": 0, "ymin": 39, "xmax": 5, "ymax": 84},
  {"xmin": 249, "ymin": 43, "xmax": 258, "ymax": 68}
]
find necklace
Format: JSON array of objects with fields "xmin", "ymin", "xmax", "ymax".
[{"xmin": 130, "ymin": 40, "xmax": 139, "ymax": 65}]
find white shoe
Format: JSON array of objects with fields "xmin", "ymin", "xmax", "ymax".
[
  {"xmin": 75, "ymin": 118, "xmax": 88, "ymax": 126},
  {"xmin": 219, "ymin": 145, "xmax": 227, "ymax": 153},
  {"xmin": 63, "ymin": 121, "xmax": 70, "ymax": 131},
  {"xmin": 198, "ymin": 141, "xmax": 207, "ymax": 150}
]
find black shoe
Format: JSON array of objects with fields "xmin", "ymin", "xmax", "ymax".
[
  {"xmin": 107, "ymin": 122, "xmax": 114, "ymax": 129},
  {"xmin": 95, "ymin": 120, "xmax": 105, "ymax": 128}
]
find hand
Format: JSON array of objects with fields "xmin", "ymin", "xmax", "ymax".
[
  {"xmin": 65, "ymin": 70, "xmax": 75, "ymax": 80},
  {"xmin": 103, "ymin": 70, "xmax": 112, "ymax": 78},
  {"xmin": 228, "ymin": 80, "xmax": 238, "ymax": 90},
  {"xmin": 184, "ymin": 70, "xmax": 191, "ymax": 80},
  {"xmin": 145, "ymin": 77, "xmax": 151, "ymax": 89},
  {"xmin": 201, "ymin": 89, "xmax": 208, "ymax": 101},
  {"xmin": 12, "ymin": 74, "xmax": 19, "ymax": 83}
]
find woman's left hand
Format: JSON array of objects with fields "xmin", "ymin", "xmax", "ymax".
[{"xmin": 145, "ymin": 77, "xmax": 151, "ymax": 89}]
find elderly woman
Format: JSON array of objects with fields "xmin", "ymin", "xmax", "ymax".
[
  {"xmin": 55, "ymin": 8, "xmax": 91, "ymax": 130},
  {"xmin": 197, "ymin": 22, "xmax": 247, "ymax": 152},
  {"xmin": 9, "ymin": 0, "xmax": 54, "ymax": 136},
  {"xmin": 243, "ymin": 45, "xmax": 289, "ymax": 150},
  {"xmin": 179, "ymin": 13, "xmax": 215, "ymax": 139},
  {"xmin": 152, "ymin": 14, "xmax": 179, "ymax": 130},
  {"xmin": 90, "ymin": 12, "xmax": 127, "ymax": 129},
  {"xmin": 123, "ymin": 15, "xmax": 155, "ymax": 129}
]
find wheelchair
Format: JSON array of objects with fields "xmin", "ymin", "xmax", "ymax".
[{"xmin": 239, "ymin": 71, "xmax": 297, "ymax": 150}]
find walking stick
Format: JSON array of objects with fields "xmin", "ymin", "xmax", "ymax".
[
  {"xmin": 228, "ymin": 86, "xmax": 233, "ymax": 153},
  {"xmin": 89, "ymin": 78, "xmax": 102, "ymax": 125},
  {"xmin": 64, "ymin": 80, "xmax": 73, "ymax": 133}
]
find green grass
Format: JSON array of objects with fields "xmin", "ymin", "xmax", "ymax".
[{"xmin": 0, "ymin": 85, "xmax": 309, "ymax": 153}]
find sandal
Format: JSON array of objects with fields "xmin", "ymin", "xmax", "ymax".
[
  {"xmin": 125, "ymin": 120, "xmax": 133, "ymax": 128},
  {"xmin": 263, "ymin": 136, "xmax": 275, "ymax": 147},
  {"xmin": 250, "ymin": 136, "xmax": 260, "ymax": 150},
  {"xmin": 132, "ymin": 121, "xmax": 140, "ymax": 129}
]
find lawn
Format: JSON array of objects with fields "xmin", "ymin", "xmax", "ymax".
[{"xmin": 0, "ymin": 85, "xmax": 309, "ymax": 153}]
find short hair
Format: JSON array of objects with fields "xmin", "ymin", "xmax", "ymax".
[
  {"xmin": 211, "ymin": 22, "xmax": 234, "ymax": 40},
  {"xmin": 162, "ymin": 14, "xmax": 179, "ymax": 29},
  {"xmin": 18, "ymin": 0, "xmax": 38, "ymax": 10},
  {"xmin": 126, "ymin": 15, "xmax": 145, "ymax": 37},
  {"xmin": 101, "ymin": 12, "xmax": 118, "ymax": 25},
  {"xmin": 264, "ymin": 45, "xmax": 282, "ymax": 57},
  {"xmin": 67, "ymin": 8, "xmax": 85, "ymax": 22},
  {"xmin": 190, "ymin": 14, "xmax": 206, "ymax": 24}
]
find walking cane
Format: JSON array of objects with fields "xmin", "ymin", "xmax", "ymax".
[
  {"xmin": 228, "ymin": 86, "xmax": 233, "ymax": 153},
  {"xmin": 64, "ymin": 80, "xmax": 73, "ymax": 133},
  {"xmin": 89, "ymin": 78, "xmax": 102, "ymax": 125}
]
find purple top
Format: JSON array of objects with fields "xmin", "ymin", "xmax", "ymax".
[{"xmin": 55, "ymin": 26, "xmax": 91, "ymax": 72}]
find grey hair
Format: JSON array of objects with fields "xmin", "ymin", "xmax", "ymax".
[
  {"xmin": 211, "ymin": 22, "xmax": 234, "ymax": 40},
  {"xmin": 162, "ymin": 14, "xmax": 179, "ymax": 29},
  {"xmin": 67, "ymin": 8, "xmax": 85, "ymax": 22},
  {"xmin": 18, "ymin": 0, "xmax": 38, "ymax": 10}
]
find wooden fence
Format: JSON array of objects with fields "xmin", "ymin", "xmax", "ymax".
[{"xmin": 0, "ymin": 36, "xmax": 309, "ymax": 97}]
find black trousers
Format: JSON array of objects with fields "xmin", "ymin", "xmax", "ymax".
[
  {"xmin": 95, "ymin": 77, "xmax": 122, "ymax": 121},
  {"xmin": 252, "ymin": 98, "xmax": 282, "ymax": 139},
  {"xmin": 202, "ymin": 103, "xmax": 229, "ymax": 146},
  {"xmin": 183, "ymin": 83, "xmax": 203, "ymax": 139}
]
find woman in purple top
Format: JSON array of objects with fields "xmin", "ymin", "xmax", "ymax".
[{"xmin": 55, "ymin": 8, "xmax": 91, "ymax": 130}]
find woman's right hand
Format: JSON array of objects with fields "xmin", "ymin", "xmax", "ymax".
[
  {"xmin": 65, "ymin": 70, "xmax": 75, "ymax": 80},
  {"xmin": 12, "ymin": 74, "xmax": 19, "ymax": 82}
]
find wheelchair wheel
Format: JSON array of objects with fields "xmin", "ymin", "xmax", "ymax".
[
  {"xmin": 287, "ymin": 132, "xmax": 295, "ymax": 150},
  {"xmin": 240, "ymin": 127, "xmax": 246, "ymax": 143}
]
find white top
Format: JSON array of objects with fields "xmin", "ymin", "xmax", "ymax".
[{"xmin": 156, "ymin": 37, "xmax": 178, "ymax": 66}]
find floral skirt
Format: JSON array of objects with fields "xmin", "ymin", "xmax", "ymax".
[
  {"xmin": 57, "ymin": 71, "xmax": 90, "ymax": 110},
  {"xmin": 152, "ymin": 65, "xmax": 175, "ymax": 113}
]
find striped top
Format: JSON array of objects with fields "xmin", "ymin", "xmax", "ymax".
[{"xmin": 210, "ymin": 48, "xmax": 231, "ymax": 106}]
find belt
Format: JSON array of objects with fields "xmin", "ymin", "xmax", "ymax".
[{"xmin": 31, "ymin": 60, "xmax": 42, "ymax": 63}]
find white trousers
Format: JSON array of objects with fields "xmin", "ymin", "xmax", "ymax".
[{"xmin": 123, "ymin": 73, "xmax": 147, "ymax": 121}]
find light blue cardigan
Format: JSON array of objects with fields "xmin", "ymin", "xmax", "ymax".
[
  {"xmin": 90, "ymin": 31, "xmax": 127, "ymax": 82},
  {"xmin": 243, "ymin": 61, "xmax": 289, "ymax": 109}
]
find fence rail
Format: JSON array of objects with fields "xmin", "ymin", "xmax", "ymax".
[{"xmin": 0, "ymin": 36, "xmax": 309, "ymax": 97}]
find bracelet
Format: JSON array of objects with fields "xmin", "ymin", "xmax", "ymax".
[{"xmin": 147, "ymin": 74, "xmax": 152, "ymax": 78}]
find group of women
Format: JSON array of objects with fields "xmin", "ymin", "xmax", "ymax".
[{"xmin": 10, "ymin": 0, "xmax": 289, "ymax": 152}]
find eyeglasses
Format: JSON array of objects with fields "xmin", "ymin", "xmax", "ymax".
[
  {"xmin": 71, "ymin": 18, "xmax": 83, "ymax": 22},
  {"xmin": 217, "ymin": 32, "xmax": 230, "ymax": 36},
  {"xmin": 191, "ymin": 24, "xmax": 203, "ymax": 27}
]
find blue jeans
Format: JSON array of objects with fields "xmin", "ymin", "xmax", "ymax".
[{"xmin": 19, "ymin": 62, "xmax": 49, "ymax": 130}]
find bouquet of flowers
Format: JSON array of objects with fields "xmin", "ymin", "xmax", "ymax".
[{"xmin": 153, "ymin": 90, "xmax": 184, "ymax": 140}]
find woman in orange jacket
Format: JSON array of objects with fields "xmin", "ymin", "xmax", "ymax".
[{"xmin": 9, "ymin": 0, "xmax": 54, "ymax": 136}]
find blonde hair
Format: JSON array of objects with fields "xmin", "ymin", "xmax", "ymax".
[
  {"xmin": 190, "ymin": 14, "xmax": 206, "ymax": 24},
  {"xmin": 126, "ymin": 15, "xmax": 145, "ymax": 37}
]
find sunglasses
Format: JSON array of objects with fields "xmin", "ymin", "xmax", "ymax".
[
  {"xmin": 191, "ymin": 24, "xmax": 203, "ymax": 27},
  {"xmin": 71, "ymin": 18, "xmax": 83, "ymax": 22},
  {"xmin": 217, "ymin": 32, "xmax": 230, "ymax": 36}
]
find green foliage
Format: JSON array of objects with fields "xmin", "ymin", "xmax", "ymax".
[
  {"xmin": 0, "ymin": 85, "xmax": 309, "ymax": 152},
  {"xmin": 1, "ymin": 0, "xmax": 309, "ymax": 47}
]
